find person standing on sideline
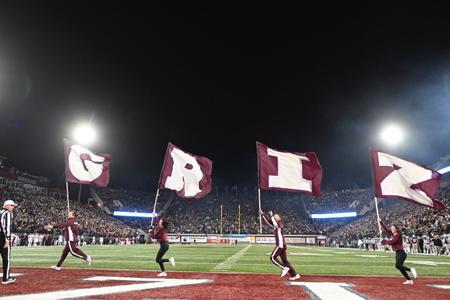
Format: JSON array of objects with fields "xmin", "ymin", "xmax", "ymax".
[
  {"xmin": 44, "ymin": 210, "xmax": 91, "ymax": 270},
  {"xmin": 357, "ymin": 238, "xmax": 363, "ymax": 251},
  {"xmin": 150, "ymin": 218, "xmax": 175, "ymax": 277},
  {"xmin": 379, "ymin": 218, "xmax": 417, "ymax": 284},
  {"xmin": 0, "ymin": 200, "xmax": 18, "ymax": 284},
  {"xmin": 260, "ymin": 209, "xmax": 300, "ymax": 281}
]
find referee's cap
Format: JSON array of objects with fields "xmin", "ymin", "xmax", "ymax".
[{"xmin": 3, "ymin": 199, "xmax": 18, "ymax": 207}]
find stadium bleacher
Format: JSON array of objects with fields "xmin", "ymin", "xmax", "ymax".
[{"xmin": 1, "ymin": 158, "xmax": 449, "ymax": 253}]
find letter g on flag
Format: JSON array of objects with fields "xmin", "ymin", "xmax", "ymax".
[{"xmin": 64, "ymin": 139, "xmax": 112, "ymax": 187}]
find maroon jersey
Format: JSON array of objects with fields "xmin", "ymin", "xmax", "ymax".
[
  {"xmin": 53, "ymin": 217, "xmax": 79, "ymax": 243},
  {"xmin": 380, "ymin": 220, "xmax": 404, "ymax": 251},
  {"xmin": 150, "ymin": 225, "xmax": 168, "ymax": 243},
  {"xmin": 261, "ymin": 213, "xmax": 287, "ymax": 249}
]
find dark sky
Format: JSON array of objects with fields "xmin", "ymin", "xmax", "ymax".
[{"xmin": 1, "ymin": 2, "xmax": 450, "ymax": 191}]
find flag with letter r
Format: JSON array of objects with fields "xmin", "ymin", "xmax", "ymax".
[
  {"xmin": 257, "ymin": 141, "xmax": 322, "ymax": 196},
  {"xmin": 370, "ymin": 149, "xmax": 444, "ymax": 210},
  {"xmin": 159, "ymin": 143, "xmax": 213, "ymax": 199},
  {"xmin": 64, "ymin": 139, "xmax": 112, "ymax": 187}
]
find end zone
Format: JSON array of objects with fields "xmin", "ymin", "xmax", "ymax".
[{"xmin": 1, "ymin": 268, "xmax": 450, "ymax": 299}]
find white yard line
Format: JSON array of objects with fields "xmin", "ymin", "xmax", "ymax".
[
  {"xmin": 0, "ymin": 277, "xmax": 210, "ymax": 300},
  {"xmin": 212, "ymin": 245, "xmax": 251, "ymax": 271}
]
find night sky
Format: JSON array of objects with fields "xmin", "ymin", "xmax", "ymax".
[{"xmin": 1, "ymin": 2, "xmax": 450, "ymax": 191}]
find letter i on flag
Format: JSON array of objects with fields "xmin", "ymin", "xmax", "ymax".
[
  {"xmin": 370, "ymin": 149, "xmax": 444, "ymax": 210},
  {"xmin": 159, "ymin": 143, "xmax": 213, "ymax": 199},
  {"xmin": 256, "ymin": 142, "xmax": 322, "ymax": 196}
]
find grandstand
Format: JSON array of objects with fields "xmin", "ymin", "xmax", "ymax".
[
  {"xmin": 1, "ymin": 153, "xmax": 449, "ymax": 252},
  {"xmin": 0, "ymin": 157, "xmax": 138, "ymax": 246}
]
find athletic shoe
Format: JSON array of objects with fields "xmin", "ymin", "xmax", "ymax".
[
  {"xmin": 402, "ymin": 280, "xmax": 414, "ymax": 285},
  {"xmin": 157, "ymin": 271, "xmax": 167, "ymax": 277},
  {"xmin": 2, "ymin": 277, "xmax": 16, "ymax": 284},
  {"xmin": 288, "ymin": 274, "xmax": 301, "ymax": 281},
  {"xmin": 411, "ymin": 268, "xmax": 417, "ymax": 279},
  {"xmin": 51, "ymin": 265, "xmax": 62, "ymax": 271},
  {"xmin": 87, "ymin": 255, "xmax": 92, "ymax": 266},
  {"xmin": 169, "ymin": 257, "xmax": 176, "ymax": 267},
  {"xmin": 281, "ymin": 267, "xmax": 290, "ymax": 277}
]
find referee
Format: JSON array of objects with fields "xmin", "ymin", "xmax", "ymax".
[{"xmin": 1, "ymin": 199, "xmax": 18, "ymax": 285}]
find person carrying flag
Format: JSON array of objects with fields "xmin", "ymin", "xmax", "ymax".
[
  {"xmin": 260, "ymin": 209, "xmax": 300, "ymax": 281},
  {"xmin": 149, "ymin": 218, "xmax": 175, "ymax": 277},
  {"xmin": 379, "ymin": 217, "xmax": 417, "ymax": 284},
  {"xmin": 44, "ymin": 210, "xmax": 91, "ymax": 270}
]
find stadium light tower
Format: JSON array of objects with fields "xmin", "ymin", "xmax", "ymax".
[
  {"xmin": 72, "ymin": 123, "xmax": 97, "ymax": 146},
  {"xmin": 379, "ymin": 123, "xmax": 405, "ymax": 147}
]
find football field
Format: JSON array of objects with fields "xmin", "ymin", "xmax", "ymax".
[{"xmin": 11, "ymin": 244, "xmax": 450, "ymax": 277}]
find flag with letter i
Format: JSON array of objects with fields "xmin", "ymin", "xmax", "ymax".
[{"xmin": 256, "ymin": 141, "xmax": 322, "ymax": 196}]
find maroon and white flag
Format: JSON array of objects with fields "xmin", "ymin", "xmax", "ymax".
[
  {"xmin": 370, "ymin": 149, "xmax": 444, "ymax": 210},
  {"xmin": 159, "ymin": 143, "xmax": 213, "ymax": 199},
  {"xmin": 257, "ymin": 142, "xmax": 322, "ymax": 196},
  {"xmin": 64, "ymin": 139, "xmax": 112, "ymax": 187}
]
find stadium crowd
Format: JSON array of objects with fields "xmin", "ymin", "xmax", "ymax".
[
  {"xmin": 330, "ymin": 187, "xmax": 450, "ymax": 254},
  {"xmin": 96, "ymin": 188, "xmax": 153, "ymax": 213},
  {"xmin": 1, "ymin": 159, "xmax": 449, "ymax": 254},
  {"xmin": 99, "ymin": 187, "xmax": 368, "ymax": 236},
  {"xmin": 0, "ymin": 186, "xmax": 139, "ymax": 246}
]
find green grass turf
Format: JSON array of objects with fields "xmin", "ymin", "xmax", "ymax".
[{"xmin": 11, "ymin": 244, "xmax": 450, "ymax": 277}]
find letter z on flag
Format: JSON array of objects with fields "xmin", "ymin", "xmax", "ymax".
[
  {"xmin": 257, "ymin": 142, "xmax": 322, "ymax": 196},
  {"xmin": 159, "ymin": 143, "xmax": 213, "ymax": 199},
  {"xmin": 370, "ymin": 149, "xmax": 444, "ymax": 210},
  {"xmin": 64, "ymin": 139, "xmax": 112, "ymax": 187}
]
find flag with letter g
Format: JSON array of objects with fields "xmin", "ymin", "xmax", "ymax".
[
  {"xmin": 257, "ymin": 142, "xmax": 322, "ymax": 196},
  {"xmin": 370, "ymin": 149, "xmax": 444, "ymax": 210},
  {"xmin": 159, "ymin": 143, "xmax": 213, "ymax": 199},
  {"xmin": 64, "ymin": 139, "xmax": 112, "ymax": 187}
]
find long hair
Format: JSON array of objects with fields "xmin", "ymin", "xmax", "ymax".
[
  {"xmin": 274, "ymin": 213, "xmax": 282, "ymax": 221},
  {"xmin": 161, "ymin": 219, "xmax": 169, "ymax": 229},
  {"xmin": 392, "ymin": 224, "xmax": 402, "ymax": 237}
]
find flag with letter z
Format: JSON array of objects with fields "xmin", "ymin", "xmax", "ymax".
[
  {"xmin": 257, "ymin": 142, "xmax": 322, "ymax": 196},
  {"xmin": 370, "ymin": 149, "xmax": 444, "ymax": 210}
]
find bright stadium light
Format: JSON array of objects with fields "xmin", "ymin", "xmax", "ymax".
[
  {"xmin": 113, "ymin": 211, "xmax": 158, "ymax": 218},
  {"xmin": 72, "ymin": 123, "xmax": 97, "ymax": 146},
  {"xmin": 311, "ymin": 212, "xmax": 357, "ymax": 219},
  {"xmin": 379, "ymin": 124, "xmax": 405, "ymax": 147},
  {"xmin": 438, "ymin": 165, "xmax": 450, "ymax": 174}
]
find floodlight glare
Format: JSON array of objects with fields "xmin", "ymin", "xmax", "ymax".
[
  {"xmin": 73, "ymin": 123, "xmax": 97, "ymax": 146},
  {"xmin": 311, "ymin": 212, "xmax": 357, "ymax": 219},
  {"xmin": 380, "ymin": 124, "xmax": 404, "ymax": 146},
  {"xmin": 113, "ymin": 211, "xmax": 157, "ymax": 218}
]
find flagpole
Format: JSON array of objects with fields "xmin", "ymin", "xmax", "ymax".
[
  {"xmin": 150, "ymin": 188, "xmax": 160, "ymax": 226},
  {"xmin": 77, "ymin": 183, "xmax": 82, "ymax": 204},
  {"xmin": 220, "ymin": 204, "xmax": 223, "ymax": 236},
  {"xmin": 374, "ymin": 197, "xmax": 382, "ymax": 240},
  {"xmin": 151, "ymin": 143, "xmax": 171, "ymax": 226},
  {"xmin": 258, "ymin": 188, "xmax": 262, "ymax": 234},
  {"xmin": 369, "ymin": 149, "xmax": 383, "ymax": 241},
  {"xmin": 256, "ymin": 142, "xmax": 263, "ymax": 234},
  {"xmin": 238, "ymin": 204, "xmax": 241, "ymax": 234},
  {"xmin": 65, "ymin": 181, "xmax": 70, "ymax": 216}
]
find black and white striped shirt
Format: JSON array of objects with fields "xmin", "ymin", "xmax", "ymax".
[{"xmin": 0, "ymin": 209, "xmax": 12, "ymax": 241}]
